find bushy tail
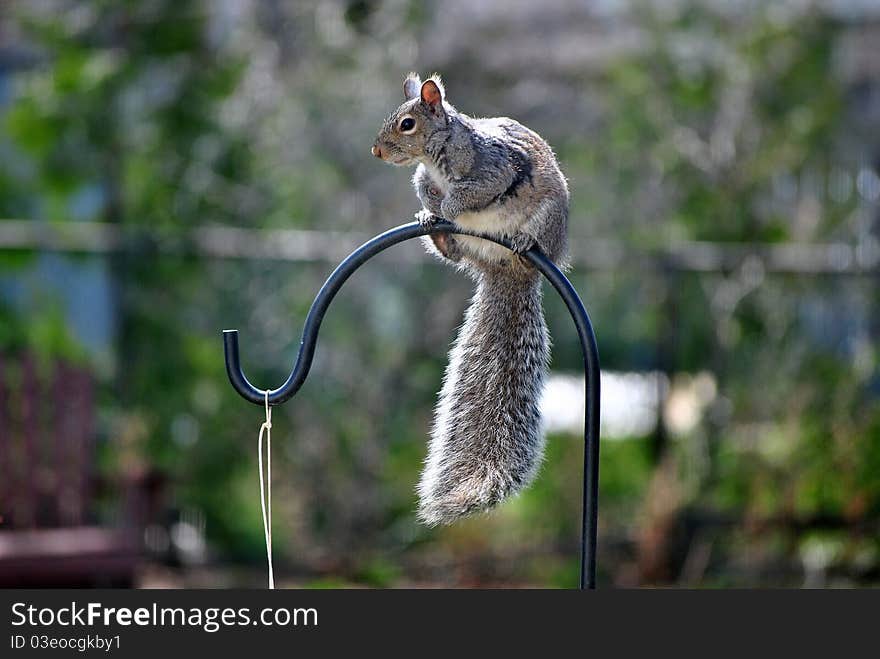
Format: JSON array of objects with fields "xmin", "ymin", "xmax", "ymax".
[{"xmin": 417, "ymin": 266, "xmax": 549, "ymax": 526}]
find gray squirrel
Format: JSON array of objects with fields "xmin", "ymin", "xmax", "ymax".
[{"xmin": 372, "ymin": 73, "xmax": 569, "ymax": 526}]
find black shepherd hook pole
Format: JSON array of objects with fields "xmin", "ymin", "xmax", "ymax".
[{"xmin": 222, "ymin": 220, "xmax": 601, "ymax": 589}]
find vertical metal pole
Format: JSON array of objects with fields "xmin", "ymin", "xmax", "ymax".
[{"xmin": 528, "ymin": 252, "xmax": 601, "ymax": 589}]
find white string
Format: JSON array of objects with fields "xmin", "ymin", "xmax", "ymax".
[{"xmin": 258, "ymin": 390, "xmax": 274, "ymax": 589}]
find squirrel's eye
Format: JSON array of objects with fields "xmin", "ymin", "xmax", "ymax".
[{"xmin": 399, "ymin": 117, "xmax": 416, "ymax": 133}]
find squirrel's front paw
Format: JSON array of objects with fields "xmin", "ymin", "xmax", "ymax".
[
  {"xmin": 508, "ymin": 233, "xmax": 537, "ymax": 254},
  {"xmin": 416, "ymin": 209, "xmax": 444, "ymax": 229}
]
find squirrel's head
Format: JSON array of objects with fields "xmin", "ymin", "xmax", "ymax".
[{"xmin": 372, "ymin": 73, "xmax": 449, "ymax": 166}]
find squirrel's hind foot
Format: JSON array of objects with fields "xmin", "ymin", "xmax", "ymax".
[
  {"xmin": 418, "ymin": 211, "xmax": 463, "ymax": 263},
  {"xmin": 508, "ymin": 232, "xmax": 537, "ymax": 254},
  {"xmin": 429, "ymin": 232, "xmax": 463, "ymax": 261}
]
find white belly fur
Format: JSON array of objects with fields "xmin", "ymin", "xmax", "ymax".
[
  {"xmin": 454, "ymin": 207, "xmax": 515, "ymax": 262},
  {"xmin": 424, "ymin": 163, "xmax": 450, "ymax": 194}
]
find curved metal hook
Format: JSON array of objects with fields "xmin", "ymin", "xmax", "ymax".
[{"xmin": 222, "ymin": 219, "xmax": 601, "ymax": 588}]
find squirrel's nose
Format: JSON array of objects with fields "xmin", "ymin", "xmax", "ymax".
[{"xmin": 371, "ymin": 144, "xmax": 382, "ymax": 159}]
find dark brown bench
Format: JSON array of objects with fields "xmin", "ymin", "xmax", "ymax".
[{"xmin": 0, "ymin": 353, "xmax": 143, "ymax": 587}]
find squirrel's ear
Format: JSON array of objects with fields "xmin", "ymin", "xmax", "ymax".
[
  {"xmin": 403, "ymin": 72, "xmax": 421, "ymax": 100},
  {"xmin": 420, "ymin": 77, "xmax": 444, "ymax": 111}
]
